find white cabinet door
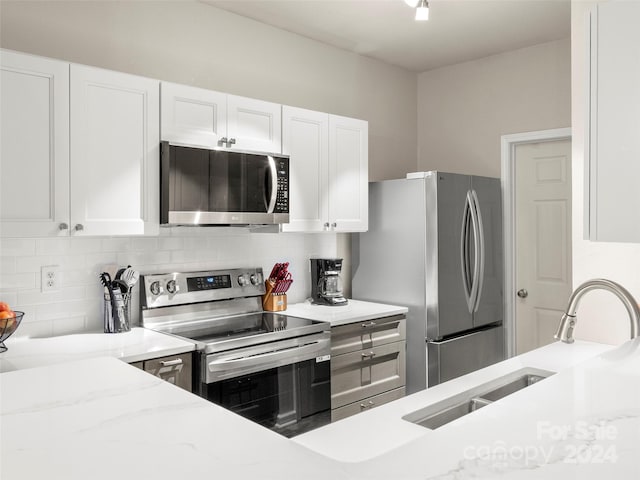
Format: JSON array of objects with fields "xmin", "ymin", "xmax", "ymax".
[
  {"xmin": 227, "ymin": 94, "xmax": 282, "ymax": 153},
  {"xmin": 70, "ymin": 65, "xmax": 159, "ymax": 236},
  {"xmin": 281, "ymin": 106, "xmax": 329, "ymax": 233},
  {"xmin": 587, "ymin": 1, "xmax": 640, "ymax": 242},
  {"xmin": 328, "ymin": 115, "xmax": 368, "ymax": 232},
  {"xmin": 0, "ymin": 50, "xmax": 70, "ymax": 237},
  {"xmin": 160, "ymin": 82, "xmax": 227, "ymax": 149}
]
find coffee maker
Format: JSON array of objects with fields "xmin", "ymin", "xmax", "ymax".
[{"xmin": 310, "ymin": 258, "xmax": 348, "ymax": 306}]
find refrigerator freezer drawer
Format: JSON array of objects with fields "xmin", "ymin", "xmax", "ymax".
[{"xmin": 427, "ymin": 325, "xmax": 504, "ymax": 387}]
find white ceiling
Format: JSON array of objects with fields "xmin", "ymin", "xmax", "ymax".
[{"xmin": 204, "ymin": 0, "xmax": 571, "ymax": 72}]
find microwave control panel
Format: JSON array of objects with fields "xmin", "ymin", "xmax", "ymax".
[{"xmin": 275, "ymin": 158, "xmax": 289, "ymax": 213}]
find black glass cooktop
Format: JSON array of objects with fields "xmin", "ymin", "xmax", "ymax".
[{"xmin": 167, "ymin": 312, "xmax": 329, "ymax": 353}]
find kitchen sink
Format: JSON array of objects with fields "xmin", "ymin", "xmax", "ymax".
[{"xmin": 403, "ymin": 367, "xmax": 554, "ymax": 430}]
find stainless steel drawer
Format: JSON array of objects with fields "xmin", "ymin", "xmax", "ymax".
[
  {"xmin": 331, "ymin": 314, "xmax": 406, "ymax": 356},
  {"xmin": 331, "ymin": 386, "xmax": 405, "ymax": 422},
  {"xmin": 331, "ymin": 340, "xmax": 406, "ymax": 409},
  {"xmin": 143, "ymin": 352, "xmax": 193, "ymax": 392}
]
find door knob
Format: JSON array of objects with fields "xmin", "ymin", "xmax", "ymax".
[{"xmin": 517, "ymin": 289, "xmax": 528, "ymax": 298}]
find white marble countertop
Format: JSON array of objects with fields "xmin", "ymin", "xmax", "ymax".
[
  {"xmin": 292, "ymin": 340, "xmax": 615, "ymax": 462},
  {"xmin": 285, "ymin": 299, "xmax": 408, "ymax": 327},
  {"xmin": 4, "ymin": 337, "xmax": 638, "ymax": 479},
  {"xmin": 0, "ymin": 327, "xmax": 195, "ymax": 373}
]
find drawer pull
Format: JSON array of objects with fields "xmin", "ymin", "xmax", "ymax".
[
  {"xmin": 360, "ymin": 400, "xmax": 375, "ymax": 409},
  {"xmin": 361, "ymin": 351, "xmax": 376, "ymax": 359},
  {"xmin": 361, "ymin": 321, "xmax": 377, "ymax": 328},
  {"xmin": 160, "ymin": 358, "xmax": 183, "ymax": 367}
]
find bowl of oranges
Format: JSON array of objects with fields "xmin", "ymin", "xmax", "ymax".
[{"xmin": 0, "ymin": 302, "xmax": 23, "ymax": 353}]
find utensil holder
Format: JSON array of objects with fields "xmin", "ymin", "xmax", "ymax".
[{"xmin": 104, "ymin": 291, "xmax": 131, "ymax": 333}]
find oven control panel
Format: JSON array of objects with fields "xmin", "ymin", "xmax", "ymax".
[{"xmin": 140, "ymin": 268, "xmax": 265, "ymax": 309}]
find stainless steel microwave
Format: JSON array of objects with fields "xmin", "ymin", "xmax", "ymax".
[{"xmin": 160, "ymin": 142, "xmax": 289, "ymax": 225}]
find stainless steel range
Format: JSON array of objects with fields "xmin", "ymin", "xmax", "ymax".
[{"xmin": 140, "ymin": 267, "xmax": 331, "ymax": 437}]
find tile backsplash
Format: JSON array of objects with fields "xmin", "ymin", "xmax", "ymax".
[{"xmin": 0, "ymin": 228, "xmax": 337, "ymax": 338}]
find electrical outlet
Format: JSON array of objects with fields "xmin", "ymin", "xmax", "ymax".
[{"xmin": 41, "ymin": 265, "xmax": 60, "ymax": 292}]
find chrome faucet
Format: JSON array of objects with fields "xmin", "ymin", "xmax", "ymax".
[{"xmin": 555, "ymin": 278, "xmax": 640, "ymax": 343}]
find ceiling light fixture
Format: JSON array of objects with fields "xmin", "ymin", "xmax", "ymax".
[
  {"xmin": 415, "ymin": 0, "xmax": 430, "ymax": 21},
  {"xmin": 404, "ymin": 0, "xmax": 419, "ymax": 6}
]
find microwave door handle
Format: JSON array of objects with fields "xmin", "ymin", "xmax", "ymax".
[{"xmin": 265, "ymin": 155, "xmax": 278, "ymax": 214}]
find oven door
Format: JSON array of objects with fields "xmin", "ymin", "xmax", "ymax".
[
  {"xmin": 199, "ymin": 333, "xmax": 331, "ymax": 437},
  {"xmin": 161, "ymin": 141, "xmax": 289, "ymax": 225}
]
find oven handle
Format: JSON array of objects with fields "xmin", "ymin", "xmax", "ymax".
[{"xmin": 205, "ymin": 337, "xmax": 330, "ymax": 382}]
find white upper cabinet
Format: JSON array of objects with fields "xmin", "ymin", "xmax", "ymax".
[
  {"xmin": 282, "ymin": 106, "xmax": 368, "ymax": 233},
  {"xmin": 227, "ymin": 94, "xmax": 282, "ymax": 153},
  {"xmin": 281, "ymin": 106, "xmax": 329, "ymax": 232},
  {"xmin": 70, "ymin": 64, "xmax": 159, "ymax": 236},
  {"xmin": 0, "ymin": 50, "xmax": 70, "ymax": 237},
  {"xmin": 328, "ymin": 115, "xmax": 368, "ymax": 232},
  {"xmin": 161, "ymin": 82, "xmax": 226, "ymax": 149},
  {"xmin": 586, "ymin": 1, "xmax": 640, "ymax": 242},
  {"xmin": 161, "ymin": 82, "xmax": 282, "ymax": 153}
]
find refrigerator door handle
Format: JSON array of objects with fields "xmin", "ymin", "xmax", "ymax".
[
  {"xmin": 470, "ymin": 189, "xmax": 485, "ymax": 313},
  {"xmin": 460, "ymin": 191, "xmax": 475, "ymax": 313}
]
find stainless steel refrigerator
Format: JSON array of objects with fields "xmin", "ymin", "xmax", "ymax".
[{"xmin": 352, "ymin": 171, "xmax": 504, "ymax": 394}]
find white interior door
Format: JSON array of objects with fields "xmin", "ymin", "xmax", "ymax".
[{"xmin": 515, "ymin": 139, "xmax": 572, "ymax": 354}]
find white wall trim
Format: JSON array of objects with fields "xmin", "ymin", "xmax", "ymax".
[{"xmin": 501, "ymin": 127, "xmax": 572, "ymax": 358}]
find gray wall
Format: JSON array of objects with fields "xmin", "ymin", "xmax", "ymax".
[
  {"xmin": 0, "ymin": 0, "xmax": 417, "ymax": 182},
  {"xmin": 417, "ymin": 38, "xmax": 571, "ymax": 178}
]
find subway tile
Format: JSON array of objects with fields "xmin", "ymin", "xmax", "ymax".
[
  {"xmin": 101, "ymin": 237, "xmax": 132, "ymax": 252},
  {"xmin": 0, "ymin": 272, "xmax": 37, "ymax": 290},
  {"xmin": 0, "ymin": 292, "xmax": 18, "ymax": 307},
  {"xmin": 17, "ymin": 286, "xmax": 86, "ymax": 306},
  {"xmin": 0, "ymin": 238, "xmax": 36, "ymax": 256},
  {"xmin": 131, "ymin": 237, "xmax": 158, "ymax": 252},
  {"xmin": 15, "ymin": 318, "xmax": 53, "ymax": 339},
  {"xmin": 1, "ymin": 256, "xmax": 16, "ymax": 275},
  {"xmin": 52, "ymin": 315, "xmax": 87, "ymax": 336},
  {"xmin": 158, "ymin": 236, "xmax": 184, "ymax": 251}
]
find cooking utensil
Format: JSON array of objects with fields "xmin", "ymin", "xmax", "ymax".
[{"xmin": 122, "ymin": 267, "xmax": 139, "ymax": 290}]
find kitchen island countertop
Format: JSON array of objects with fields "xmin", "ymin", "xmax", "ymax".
[{"xmin": 3, "ymin": 337, "xmax": 640, "ymax": 479}]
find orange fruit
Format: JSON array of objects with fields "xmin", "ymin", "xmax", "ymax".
[
  {"xmin": 0, "ymin": 311, "xmax": 14, "ymax": 319},
  {"xmin": 0, "ymin": 302, "xmax": 10, "ymax": 312}
]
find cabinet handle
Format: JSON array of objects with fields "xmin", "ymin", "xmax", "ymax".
[
  {"xmin": 58, "ymin": 223, "xmax": 69, "ymax": 231},
  {"xmin": 324, "ymin": 222, "xmax": 330, "ymax": 229},
  {"xmin": 361, "ymin": 321, "xmax": 377, "ymax": 328},
  {"xmin": 219, "ymin": 137, "xmax": 228, "ymax": 146},
  {"xmin": 331, "ymin": 222, "xmax": 337, "ymax": 228},
  {"xmin": 361, "ymin": 351, "xmax": 375, "ymax": 359},
  {"xmin": 160, "ymin": 358, "xmax": 183, "ymax": 367},
  {"xmin": 74, "ymin": 224, "xmax": 84, "ymax": 232},
  {"xmin": 360, "ymin": 400, "xmax": 375, "ymax": 409},
  {"xmin": 228, "ymin": 138, "xmax": 236, "ymax": 146}
]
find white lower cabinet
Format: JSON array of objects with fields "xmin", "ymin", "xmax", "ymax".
[
  {"xmin": 70, "ymin": 65, "xmax": 159, "ymax": 236},
  {"xmin": 330, "ymin": 315, "xmax": 406, "ymax": 421},
  {"xmin": 0, "ymin": 50, "xmax": 70, "ymax": 237},
  {"xmin": 0, "ymin": 50, "xmax": 160, "ymax": 237},
  {"xmin": 282, "ymin": 106, "xmax": 368, "ymax": 233}
]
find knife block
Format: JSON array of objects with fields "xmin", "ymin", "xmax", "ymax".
[
  {"xmin": 262, "ymin": 279, "xmax": 287, "ymax": 311},
  {"xmin": 263, "ymin": 293, "xmax": 287, "ymax": 312}
]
